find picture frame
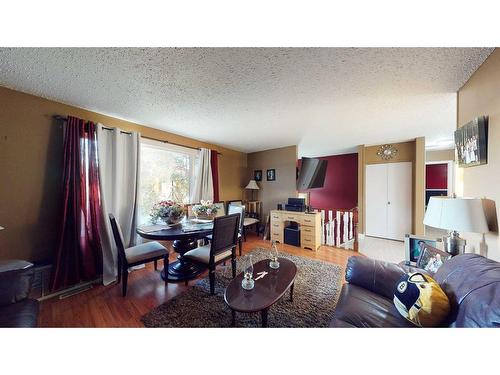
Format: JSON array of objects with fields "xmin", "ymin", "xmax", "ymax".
[
  {"xmin": 416, "ymin": 244, "xmax": 452, "ymax": 273},
  {"xmin": 266, "ymin": 169, "xmax": 276, "ymax": 181},
  {"xmin": 404, "ymin": 234, "xmax": 442, "ymax": 265},
  {"xmin": 254, "ymin": 170, "xmax": 262, "ymax": 182},
  {"xmin": 455, "ymin": 116, "xmax": 488, "ymax": 168}
]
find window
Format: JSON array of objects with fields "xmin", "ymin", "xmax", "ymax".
[{"xmin": 139, "ymin": 139, "xmax": 198, "ymax": 224}]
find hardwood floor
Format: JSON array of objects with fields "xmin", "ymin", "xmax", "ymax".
[{"xmin": 38, "ymin": 233, "xmax": 361, "ymax": 327}]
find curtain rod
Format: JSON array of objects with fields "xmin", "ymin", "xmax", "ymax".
[{"xmin": 53, "ymin": 115, "xmax": 222, "ymax": 155}]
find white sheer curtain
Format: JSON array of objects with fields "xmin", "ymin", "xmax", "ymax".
[
  {"xmin": 190, "ymin": 148, "xmax": 214, "ymax": 203},
  {"xmin": 97, "ymin": 125, "xmax": 140, "ymax": 285}
]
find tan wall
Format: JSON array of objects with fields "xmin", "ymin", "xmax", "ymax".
[
  {"xmin": 247, "ymin": 146, "xmax": 298, "ymax": 222},
  {"xmin": 358, "ymin": 139, "xmax": 426, "ymax": 235},
  {"xmin": 457, "ymin": 48, "xmax": 500, "ymax": 261},
  {"xmin": 0, "ymin": 86, "xmax": 247, "ymax": 262},
  {"xmin": 426, "ymin": 149, "xmax": 455, "ymax": 162}
]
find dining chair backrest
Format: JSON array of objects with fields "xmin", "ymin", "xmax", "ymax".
[
  {"xmin": 186, "ymin": 203, "xmax": 199, "ymax": 218},
  {"xmin": 228, "ymin": 204, "xmax": 245, "ymax": 235},
  {"xmin": 227, "ymin": 200, "xmax": 243, "ymax": 213},
  {"xmin": 210, "ymin": 213, "xmax": 240, "ymax": 259},
  {"xmin": 213, "ymin": 201, "xmax": 226, "ymax": 217},
  {"xmin": 109, "ymin": 214, "xmax": 127, "ymax": 262}
]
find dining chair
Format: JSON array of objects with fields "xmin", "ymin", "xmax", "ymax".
[
  {"xmin": 109, "ymin": 214, "xmax": 169, "ymax": 297},
  {"xmin": 204, "ymin": 205, "xmax": 245, "ymax": 255},
  {"xmin": 227, "ymin": 200, "xmax": 260, "ymax": 241},
  {"xmin": 183, "ymin": 213, "xmax": 240, "ymax": 295},
  {"xmin": 228, "ymin": 204, "xmax": 245, "ymax": 255},
  {"xmin": 213, "ymin": 201, "xmax": 226, "ymax": 217},
  {"xmin": 186, "ymin": 203, "xmax": 199, "ymax": 218}
]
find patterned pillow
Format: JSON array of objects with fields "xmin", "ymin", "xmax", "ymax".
[{"xmin": 394, "ymin": 272, "xmax": 450, "ymax": 327}]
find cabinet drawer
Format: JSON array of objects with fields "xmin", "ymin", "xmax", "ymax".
[
  {"xmin": 271, "ymin": 212, "xmax": 282, "ymax": 220},
  {"xmin": 301, "ymin": 234, "xmax": 317, "ymax": 249},
  {"xmin": 301, "ymin": 216, "xmax": 316, "ymax": 226},
  {"xmin": 283, "ymin": 213, "xmax": 301, "ymax": 222},
  {"xmin": 271, "ymin": 228, "xmax": 283, "ymax": 237},
  {"xmin": 271, "ymin": 222, "xmax": 283, "ymax": 230},
  {"xmin": 271, "ymin": 231, "xmax": 283, "ymax": 243},
  {"xmin": 301, "ymin": 226, "xmax": 314, "ymax": 234}
]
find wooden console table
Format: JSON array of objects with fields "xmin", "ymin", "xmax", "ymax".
[{"xmin": 270, "ymin": 210, "xmax": 321, "ymax": 251}]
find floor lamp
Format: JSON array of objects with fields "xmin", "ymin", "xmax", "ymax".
[{"xmin": 245, "ymin": 180, "xmax": 260, "ymax": 201}]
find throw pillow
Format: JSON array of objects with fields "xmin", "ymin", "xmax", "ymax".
[{"xmin": 393, "ymin": 272, "xmax": 450, "ymax": 327}]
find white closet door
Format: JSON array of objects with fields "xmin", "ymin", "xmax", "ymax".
[
  {"xmin": 386, "ymin": 162, "xmax": 412, "ymax": 240},
  {"xmin": 365, "ymin": 163, "xmax": 388, "ymax": 238}
]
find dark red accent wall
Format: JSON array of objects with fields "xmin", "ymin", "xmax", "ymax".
[
  {"xmin": 426, "ymin": 163, "xmax": 448, "ymax": 189},
  {"xmin": 298, "ymin": 153, "xmax": 358, "ymax": 210}
]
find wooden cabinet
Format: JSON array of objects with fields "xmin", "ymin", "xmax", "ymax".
[{"xmin": 270, "ymin": 210, "xmax": 321, "ymax": 251}]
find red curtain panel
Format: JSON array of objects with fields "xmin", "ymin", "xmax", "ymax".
[
  {"xmin": 51, "ymin": 116, "xmax": 103, "ymax": 291},
  {"xmin": 210, "ymin": 150, "xmax": 220, "ymax": 202}
]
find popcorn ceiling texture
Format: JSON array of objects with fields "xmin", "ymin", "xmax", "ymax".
[{"xmin": 0, "ymin": 48, "xmax": 493, "ymax": 156}]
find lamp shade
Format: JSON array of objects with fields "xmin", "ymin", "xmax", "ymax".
[
  {"xmin": 424, "ymin": 197, "xmax": 488, "ymax": 233},
  {"xmin": 245, "ymin": 180, "xmax": 260, "ymax": 190}
]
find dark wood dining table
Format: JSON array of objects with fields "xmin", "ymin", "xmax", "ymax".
[{"xmin": 136, "ymin": 219, "xmax": 213, "ymax": 282}]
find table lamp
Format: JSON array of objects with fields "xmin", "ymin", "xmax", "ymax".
[
  {"xmin": 245, "ymin": 180, "xmax": 260, "ymax": 201},
  {"xmin": 423, "ymin": 196, "xmax": 488, "ymax": 256}
]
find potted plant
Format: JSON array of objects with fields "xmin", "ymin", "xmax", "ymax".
[
  {"xmin": 150, "ymin": 200, "xmax": 185, "ymax": 225},
  {"xmin": 192, "ymin": 200, "xmax": 219, "ymax": 220}
]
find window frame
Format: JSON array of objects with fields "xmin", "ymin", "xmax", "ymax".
[{"xmin": 139, "ymin": 138, "xmax": 199, "ymax": 222}]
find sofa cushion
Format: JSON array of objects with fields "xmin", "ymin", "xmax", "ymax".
[
  {"xmin": 345, "ymin": 256, "xmax": 408, "ymax": 300},
  {"xmin": 434, "ymin": 253, "xmax": 500, "ymax": 327},
  {"xmin": 331, "ymin": 284, "xmax": 414, "ymax": 328},
  {"xmin": 0, "ymin": 299, "xmax": 39, "ymax": 328}
]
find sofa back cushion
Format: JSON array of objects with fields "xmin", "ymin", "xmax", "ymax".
[{"xmin": 433, "ymin": 253, "xmax": 500, "ymax": 327}]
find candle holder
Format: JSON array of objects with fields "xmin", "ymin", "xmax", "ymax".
[
  {"xmin": 269, "ymin": 240, "xmax": 280, "ymax": 269},
  {"xmin": 241, "ymin": 254, "xmax": 255, "ymax": 290}
]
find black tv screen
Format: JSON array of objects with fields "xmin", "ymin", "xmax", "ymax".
[{"xmin": 297, "ymin": 157, "xmax": 328, "ymax": 190}]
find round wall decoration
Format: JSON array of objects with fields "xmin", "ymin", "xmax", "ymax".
[{"xmin": 377, "ymin": 144, "xmax": 398, "ymax": 160}]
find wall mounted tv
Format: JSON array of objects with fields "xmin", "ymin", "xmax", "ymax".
[
  {"xmin": 455, "ymin": 116, "xmax": 488, "ymax": 168},
  {"xmin": 297, "ymin": 157, "xmax": 328, "ymax": 190}
]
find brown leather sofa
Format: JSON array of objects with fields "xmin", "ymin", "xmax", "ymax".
[
  {"xmin": 331, "ymin": 253, "xmax": 500, "ymax": 328},
  {"xmin": 0, "ymin": 260, "xmax": 39, "ymax": 327}
]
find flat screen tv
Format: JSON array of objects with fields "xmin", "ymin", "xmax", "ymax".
[
  {"xmin": 297, "ymin": 157, "xmax": 328, "ymax": 190},
  {"xmin": 455, "ymin": 116, "xmax": 488, "ymax": 168}
]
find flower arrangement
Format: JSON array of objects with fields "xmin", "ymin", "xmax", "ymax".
[
  {"xmin": 192, "ymin": 200, "xmax": 219, "ymax": 219},
  {"xmin": 150, "ymin": 200, "xmax": 185, "ymax": 225}
]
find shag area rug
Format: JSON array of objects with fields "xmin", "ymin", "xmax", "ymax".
[{"xmin": 141, "ymin": 248, "xmax": 342, "ymax": 328}]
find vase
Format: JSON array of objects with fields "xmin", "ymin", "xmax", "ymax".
[{"xmin": 162, "ymin": 213, "xmax": 184, "ymax": 225}]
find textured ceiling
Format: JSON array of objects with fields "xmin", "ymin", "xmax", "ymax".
[{"xmin": 0, "ymin": 48, "xmax": 493, "ymax": 156}]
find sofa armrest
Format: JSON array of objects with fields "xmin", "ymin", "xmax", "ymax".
[
  {"xmin": 345, "ymin": 256, "xmax": 407, "ymax": 300},
  {"xmin": 0, "ymin": 264, "xmax": 35, "ymax": 306}
]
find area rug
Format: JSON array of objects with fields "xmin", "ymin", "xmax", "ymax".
[{"xmin": 141, "ymin": 248, "xmax": 342, "ymax": 328}]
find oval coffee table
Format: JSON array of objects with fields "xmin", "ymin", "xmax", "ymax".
[{"xmin": 224, "ymin": 258, "xmax": 297, "ymax": 327}]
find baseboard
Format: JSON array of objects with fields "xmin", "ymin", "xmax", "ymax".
[{"xmin": 37, "ymin": 277, "xmax": 102, "ymax": 301}]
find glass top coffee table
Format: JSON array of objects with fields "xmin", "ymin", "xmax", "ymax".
[{"xmin": 224, "ymin": 258, "xmax": 297, "ymax": 327}]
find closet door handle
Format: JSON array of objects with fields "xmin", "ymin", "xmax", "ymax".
[{"xmin": 387, "ymin": 201, "xmax": 391, "ymax": 205}]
